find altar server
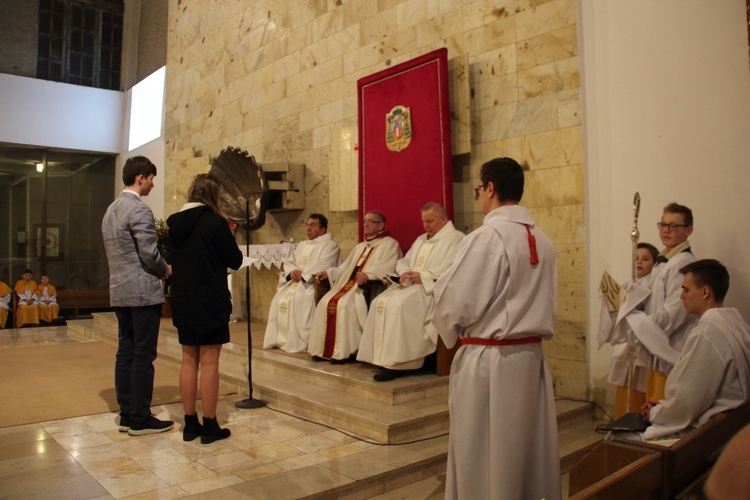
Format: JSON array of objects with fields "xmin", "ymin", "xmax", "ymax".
[
  {"xmin": 0, "ymin": 280, "xmax": 10, "ymax": 328},
  {"xmin": 432, "ymin": 157, "xmax": 561, "ymax": 500},
  {"xmin": 642, "ymin": 259, "xmax": 750, "ymax": 440},
  {"xmin": 264, "ymin": 214, "xmax": 342, "ymax": 352},
  {"xmin": 14, "ymin": 269, "xmax": 40, "ymax": 327},
  {"xmin": 37, "ymin": 274, "xmax": 60, "ymax": 323}
]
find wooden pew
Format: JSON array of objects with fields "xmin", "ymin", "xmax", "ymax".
[
  {"xmin": 615, "ymin": 402, "xmax": 750, "ymax": 499},
  {"xmin": 568, "ymin": 440, "xmax": 664, "ymax": 499},
  {"xmin": 57, "ymin": 289, "xmax": 112, "ymax": 319}
]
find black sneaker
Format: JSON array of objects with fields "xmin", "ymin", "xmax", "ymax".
[
  {"xmin": 118, "ymin": 415, "xmax": 130, "ymax": 432},
  {"xmin": 128, "ymin": 416, "xmax": 175, "ymax": 436}
]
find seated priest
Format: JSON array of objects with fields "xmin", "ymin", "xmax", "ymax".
[
  {"xmin": 14, "ymin": 269, "xmax": 40, "ymax": 327},
  {"xmin": 357, "ymin": 202, "xmax": 464, "ymax": 381},
  {"xmin": 37, "ymin": 274, "xmax": 60, "ymax": 324},
  {"xmin": 0, "ymin": 280, "xmax": 10, "ymax": 328},
  {"xmin": 264, "ymin": 213, "xmax": 342, "ymax": 352},
  {"xmin": 307, "ymin": 211, "xmax": 402, "ymax": 363},
  {"xmin": 640, "ymin": 259, "xmax": 750, "ymax": 440}
]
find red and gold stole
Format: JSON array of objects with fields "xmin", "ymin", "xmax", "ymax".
[{"xmin": 322, "ymin": 232, "xmax": 390, "ymax": 358}]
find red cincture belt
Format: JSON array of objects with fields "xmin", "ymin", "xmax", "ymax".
[{"xmin": 461, "ymin": 337, "xmax": 541, "ymax": 346}]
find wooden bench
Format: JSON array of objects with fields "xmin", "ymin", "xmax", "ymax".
[
  {"xmin": 614, "ymin": 402, "xmax": 750, "ymax": 498},
  {"xmin": 57, "ymin": 289, "xmax": 112, "ymax": 319},
  {"xmin": 569, "ymin": 440, "xmax": 664, "ymax": 499}
]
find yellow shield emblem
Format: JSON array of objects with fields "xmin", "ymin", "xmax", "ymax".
[{"xmin": 385, "ymin": 105, "xmax": 412, "ymax": 152}]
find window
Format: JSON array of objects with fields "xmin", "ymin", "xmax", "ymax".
[{"xmin": 37, "ymin": 0, "xmax": 124, "ymax": 91}]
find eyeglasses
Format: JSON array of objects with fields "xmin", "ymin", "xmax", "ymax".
[
  {"xmin": 363, "ymin": 218, "xmax": 383, "ymax": 225},
  {"xmin": 656, "ymin": 222, "xmax": 690, "ymax": 232},
  {"xmin": 474, "ymin": 184, "xmax": 487, "ymax": 199}
]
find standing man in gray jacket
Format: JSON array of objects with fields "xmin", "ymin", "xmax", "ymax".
[{"xmin": 102, "ymin": 156, "xmax": 173, "ymax": 435}]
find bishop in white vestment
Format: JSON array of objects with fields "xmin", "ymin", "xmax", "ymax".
[
  {"xmin": 432, "ymin": 158, "xmax": 561, "ymax": 500},
  {"xmin": 308, "ymin": 211, "xmax": 401, "ymax": 362},
  {"xmin": 357, "ymin": 203, "xmax": 464, "ymax": 380},
  {"xmin": 264, "ymin": 214, "xmax": 342, "ymax": 353}
]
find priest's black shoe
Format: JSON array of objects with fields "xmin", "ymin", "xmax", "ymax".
[
  {"xmin": 373, "ymin": 368, "xmax": 399, "ymax": 382},
  {"xmin": 201, "ymin": 416, "xmax": 231, "ymax": 444}
]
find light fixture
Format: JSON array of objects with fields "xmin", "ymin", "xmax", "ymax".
[{"xmin": 35, "ymin": 162, "xmax": 44, "ymax": 173}]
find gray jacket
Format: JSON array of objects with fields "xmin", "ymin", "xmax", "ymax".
[{"xmin": 102, "ymin": 191, "xmax": 169, "ymax": 307}]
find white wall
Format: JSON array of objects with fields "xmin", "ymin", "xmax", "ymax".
[
  {"xmin": 0, "ymin": 74, "xmax": 123, "ymax": 152},
  {"xmin": 580, "ymin": 0, "xmax": 750, "ymax": 400}
]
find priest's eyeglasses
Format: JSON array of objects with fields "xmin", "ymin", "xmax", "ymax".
[
  {"xmin": 474, "ymin": 184, "xmax": 487, "ymax": 199},
  {"xmin": 656, "ymin": 222, "xmax": 690, "ymax": 232}
]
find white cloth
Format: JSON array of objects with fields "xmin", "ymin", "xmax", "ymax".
[
  {"xmin": 357, "ymin": 221, "xmax": 464, "ymax": 369},
  {"xmin": 264, "ymin": 233, "xmax": 342, "ymax": 352},
  {"xmin": 598, "ymin": 274, "xmax": 653, "ymax": 391},
  {"xmin": 307, "ymin": 234, "xmax": 401, "ymax": 360},
  {"xmin": 16, "ymin": 282, "xmax": 38, "ymax": 305},
  {"xmin": 610, "ymin": 249, "xmax": 697, "ymax": 374},
  {"xmin": 431, "ymin": 205, "xmax": 561, "ymax": 500},
  {"xmin": 38, "ymin": 285, "xmax": 58, "ymax": 305},
  {"xmin": 0, "ymin": 292, "xmax": 9, "ymax": 310},
  {"xmin": 645, "ymin": 308, "xmax": 750, "ymax": 440}
]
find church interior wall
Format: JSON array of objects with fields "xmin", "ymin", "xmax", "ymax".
[{"xmin": 164, "ymin": 0, "xmax": 587, "ymax": 398}]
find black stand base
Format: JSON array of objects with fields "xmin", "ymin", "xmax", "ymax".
[{"xmin": 235, "ymin": 398, "xmax": 266, "ymax": 409}]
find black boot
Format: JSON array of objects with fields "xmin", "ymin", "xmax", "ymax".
[
  {"xmin": 201, "ymin": 416, "xmax": 231, "ymax": 444},
  {"xmin": 183, "ymin": 414, "xmax": 202, "ymax": 442}
]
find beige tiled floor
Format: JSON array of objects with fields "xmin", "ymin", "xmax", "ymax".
[{"xmin": 0, "ymin": 325, "xmax": 446, "ymax": 499}]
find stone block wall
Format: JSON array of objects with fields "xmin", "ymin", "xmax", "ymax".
[{"xmin": 164, "ymin": 0, "xmax": 586, "ymax": 398}]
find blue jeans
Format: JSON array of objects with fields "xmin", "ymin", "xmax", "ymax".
[{"xmin": 114, "ymin": 304, "xmax": 162, "ymax": 423}]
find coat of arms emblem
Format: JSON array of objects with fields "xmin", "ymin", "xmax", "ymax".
[{"xmin": 385, "ymin": 105, "xmax": 412, "ymax": 152}]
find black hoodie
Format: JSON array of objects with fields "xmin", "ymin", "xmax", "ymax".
[{"xmin": 167, "ymin": 205, "xmax": 243, "ymax": 336}]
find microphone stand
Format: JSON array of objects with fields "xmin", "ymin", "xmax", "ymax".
[{"xmin": 236, "ymin": 198, "xmax": 266, "ymax": 409}]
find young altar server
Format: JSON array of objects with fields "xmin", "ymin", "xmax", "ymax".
[
  {"xmin": 0, "ymin": 280, "xmax": 11, "ymax": 328},
  {"xmin": 14, "ymin": 269, "xmax": 40, "ymax": 327},
  {"xmin": 37, "ymin": 274, "xmax": 60, "ymax": 323}
]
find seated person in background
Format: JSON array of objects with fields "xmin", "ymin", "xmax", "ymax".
[
  {"xmin": 357, "ymin": 202, "xmax": 464, "ymax": 381},
  {"xmin": 264, "ymin": 213, "xmax": 342, "ymax": 353},
  {"xmin": 36, "ymin": 274, "xmax": 60, "ymax": 324},
  {"xmin": 308, "ymin": 211, "xmax": 401, "ymax": 363},
  {"xmin": 605, "ymin": 242, "xmax": 660, "ymax": 419},
  {"xmin": 14, "ymin": 269, "xmax": 40, "ymax": 327},
  {"xmin": 640, "ymin": 259, "xmax": 750, "ymax": 440},
  {"xmin": 0, "ymin": 280, "xmax": 10, "ymax": 328}
]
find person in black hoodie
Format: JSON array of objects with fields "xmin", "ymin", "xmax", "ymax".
[{"xmin": 167, "ymin": 173, "xmax": 243, "ymax": 444}]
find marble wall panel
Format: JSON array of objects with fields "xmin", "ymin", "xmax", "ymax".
[
  {"xmin": 546, "ymin": 319, "xmax": 586, "ymax": 362},
  {"xmin": 556, "ymin": 280, "xmax": 587, "ymax": 324},
  {"xmin": 517, "ymin": 24, "xmax": 578, "ymax": 71},
  {"xmin": 523, "ymin": 164, "xmax": 584, "ymax": 208},
  {"xmin": 166, "ymin": 0, "xmax": 586, "ymax": 397}
]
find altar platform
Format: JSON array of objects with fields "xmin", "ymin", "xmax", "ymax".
[{"xmin": 64, "ymin": 313, "xmax": 608, "ymax": 497}]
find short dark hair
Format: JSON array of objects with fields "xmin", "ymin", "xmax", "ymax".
[
  {"xmin": 480, "ymin": 157, "xmax": 524, "ymax": 203},
  {"xmin": 680, "ymin": 259, "xmax": 729, "ymax": 301},
  {"xmin": 637, "ymin": 242, "xmax": 659, "ymax": 261},
  {"xmin": 122, "ymin": 156, "xmax": 157, "ymax": 186},
  {"xmin": 22, "ymin": 268, "xmax": 32, "ymax": 275},
  {"xmin": 663, "ymin": 202, "xmax": 693, "ymax": 227},
  {"xmin": 308, "ymin": 213, "xmax": 328, "ymax": 229}
]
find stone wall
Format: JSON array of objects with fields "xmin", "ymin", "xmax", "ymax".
[{"xmin": 164, "ymin": 0, "xmax": 586, "ymax": 398}]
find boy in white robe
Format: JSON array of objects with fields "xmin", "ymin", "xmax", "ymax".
[
  {"xmin": 357, "ymin": 202, "xmax": 464, "ymax": 381},
  {"xmin": 432, "ymin": 158, "xmax": 561, "ymax": 500},
  {"xmin": 264, "ymin": 214, "xmax": 342, "ymax": 352},
  {"xmin": 641, "ymin": 259, "xmax": 750, "ymax": 440},
  {"xmin": 308, "ymin": 211, "xmax": 401, "ymax": 362}
]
